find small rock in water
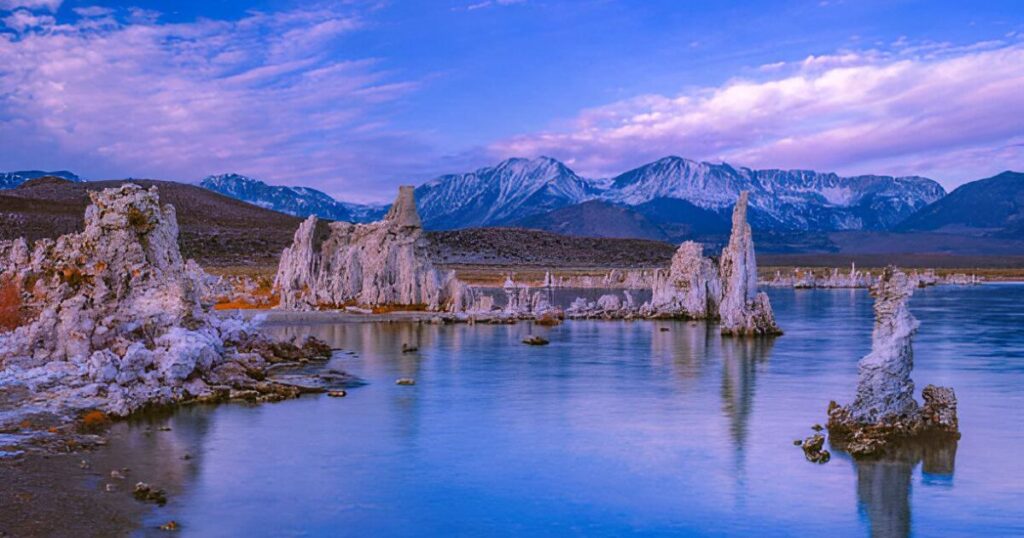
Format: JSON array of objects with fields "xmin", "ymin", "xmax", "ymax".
[
  {"xmin": 800, "ymin": 434, "xmax": 831, "ymax": 464},
  {"xmin": 105, "ymin": 483, "xmax": 117, "ymax": 492},
  {"xmin": 395, "ymin": 378, "xmax": 416, "ymax": 386},
  {"xmin": 811, "ymin": 424, "xmax": 823, "ymax": 431},
  {"xmin": 327, "ymin": 390, "xmax": 348, "ymax": 398},
  {"xmin": 401, "ymin": 343, "xmax": 418, "ymax": 353},
  {"xmin": 522, "ymin": 335, "xmax": 549, "ymax": 346},
  {"xmin": 158, "ymin": 426, "xmax": 172, "ymax": 432},
  {"xmin": 133, "ymin": 482, "xmax": 167, "ymax": 505},
  {"xmin": 792, "ymin": 439, "xmax": 802, "ymax": 446},
  {"xmin": 659, "ymin": 327, "xmax": 670, "ymax": 332},
  {"xmin": 110, "ymin": 469, "xmax": 125, "ymax": 480},
  {"xmin": 79, "ymin": 460, "xmax": 91, "ymax": 470},
  {"xmin": 182, "ymin": 453, "xmax": 192, "ymax": 460},
  {"xmin": 159, "ymin": 521, "xmax": 180, "ymax": 531}
]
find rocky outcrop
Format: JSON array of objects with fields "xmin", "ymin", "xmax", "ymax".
[
  {"xmin": 718, "ymin": 192, "xmax": 781, "ymax": 336},
  {"xmin": 648, "ymin": 241, "xmax": 721, "ymax": 318},
  {"xmin": 0, "ymin": 185, "xmax": 336, "ymax": 428},
  {"xmin": 274, "ymin": 186, "xmax": 469, "ymax": 311},
  {"xmin": 762, "ymin": 265, "xmax": 981, "ymax": 289},
  {"xmin": 826, "ymin": 267, "xmax": 960, "ymax": 458},
  {"xmin": 763, "ymin": 264, "xmax": 874, "ymax": 289}
]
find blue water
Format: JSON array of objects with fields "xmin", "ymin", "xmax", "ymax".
[{"xmin": 123, "ymin": 285, "xmax": 1024, "ymax": 536}]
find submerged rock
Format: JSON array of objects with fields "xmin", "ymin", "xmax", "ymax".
[
  {"xmin": 800, "ymin": 433, "xmax": 831, "ymax": 464},
  {"xmin": 718, "ymin": 192, "xmax": 781, "ymax": 336},
  {"xmin": 826, "ymin": 267, "xmax": 960, "ymax": 458},
  {"xmin": 521, "ymin": 335, "xmax": 549, "ymax": 346},
  {"xmin": 133, "ymin": 482, "xmax": 167, "ymax": 505},
  {"xmin": 274, "ymin": 186, "xmax": 470, "ymax": 312}
]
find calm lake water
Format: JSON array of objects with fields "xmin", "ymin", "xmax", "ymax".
[{"xmin": 118, "ymin": 285, "xmax": 1023, "ymax": 537}]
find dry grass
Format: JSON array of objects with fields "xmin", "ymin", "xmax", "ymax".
[
  {"xmin": 205, "ymin": 265, "xmax": 278, "ymax": 280},
  {"xmin": 78, "ymin": 410, "xmax": 111, "ymax": 433},
  {"xmin": 535, "ymin": 311, "xmax": 563, "ymax": 326},
  {"xmin": 0, "ymin": 277, "xmax": 23, "ymax": 331},
  {"xmin": 213, "ymin": 295, "xmax": 280, "ymax": 311},
  {"xmin": 371, "ymin": 303, "xmax": 429, "ymax": 314}
]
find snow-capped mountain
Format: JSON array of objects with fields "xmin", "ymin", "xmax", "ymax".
[
  {"xmin": 416, "ymin": 156, "xmax": 945, "ymax": 232},
  {"xmin": 199, "ymin": 174, "xmax": 386, "ymax": 223},
  {"xmin": 602, "ymin": 157, "xmax": 945, "ymax": 230},
  {"xmin": 1, "ymin": 170, "xmax": 81, "ymax": 189},
  {"xmin": 198, "ymin": 156, "xmax": 946, "ymax": 236},
  {"xmin": 414, "ymin": 157, "xmax": 602, "ymax": 229}
]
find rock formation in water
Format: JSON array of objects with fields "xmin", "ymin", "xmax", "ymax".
[
  {"xmin": 826, "ymin": 267, "xmax": 960, "ymax": 457},
  {"xmin": 762, "ymin": 265, "xmax": 981, "ymax": 289},
  {"xmin": 648, "ymin": 241, "xmax": 722, "ymax": 318},
  {"xmin": 0, "ymin": 184, "xmax": 332, "ymax": 427},
  {"xmin": 274, "ymin": 186, "xmax": 469, "ymax": 311},
  {"xmin": 718, "ymin": 192, "xmax": 781, "ymax": 336}
]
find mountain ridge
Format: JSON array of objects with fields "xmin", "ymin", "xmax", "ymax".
[
  {"xmin": 0, "ymin": 170, "xmax": 81, "ymax": 189},
  {"xmin": 199, "ymin": 173, "xmax": 386, "ymax": 223},
  {"xmin": 897, "ymin": 171, "xmax": 1023, "ymax": 235}
]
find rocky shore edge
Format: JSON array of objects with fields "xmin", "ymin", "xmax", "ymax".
[{"xmin": 0, "ymin": 184, "xmax": 362, "ymax": 460}]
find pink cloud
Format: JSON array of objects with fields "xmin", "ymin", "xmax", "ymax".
[
  {"xmin": 491, "ymin": 40, "xmax": 1024, "ymax": 187},
  {"xmin": 0, "ymin": 0, "xmax": 60, "ymax": 12},
  {"xmin": 0, "ymin": 5, "xmax": 431, "ymax": 202}
]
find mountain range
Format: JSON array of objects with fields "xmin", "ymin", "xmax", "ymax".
[
  {"xmin": 0, "ymin": 170, "xmax": 81, "ymax": 189},
  {"xmin": 5, "ymin": 159, "xmax": 1020, "ymax": 251},
  {"xmin": 197, "ymin": 156, "xmax": 950, "ymax": 243},
  {"xmin": 897, "ymin": 171, "xmax": 1023, "ymax": 237},
  {"xmin": 198, "ymin": 174, "xmax": 388, "ymax": 223}
]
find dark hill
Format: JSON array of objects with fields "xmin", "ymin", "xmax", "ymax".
[
  {"xmin": 0, "ymin": 178, "xmax": 303, "ymax": 266},
  {"xmin": 512, "ymin": 200, "xmax": 670, "ymax": 241},
  {"xmin": 897, "ymin": 171, "xmax": 1024, "ymax": 234},
  {"xmin": 426, "ymin": 227, "xmax": 677, "ymax": 268}
]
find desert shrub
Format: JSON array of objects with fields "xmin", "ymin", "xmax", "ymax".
[
  {"xmin": 535, "ymin": 311, "xmax": 563, "ymax": 326},
  {"xmin": 0, "ymin": 277, "xmax": 22, "ymax": 331},
  {"xmin": 79, "ymin": 410, "xmax": 111, "ymax": 433}
]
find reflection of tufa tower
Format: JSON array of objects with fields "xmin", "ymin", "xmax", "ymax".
[{"xmin": 854, "ymin": 439, "xmax": 957, "ymax": 538}]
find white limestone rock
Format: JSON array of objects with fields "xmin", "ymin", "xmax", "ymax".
[
  {"xmin": 274, "ymin": 186, "xmax": 467, "ymax": 312},
  {"xmin": 0, "ymin": 184, "xmax": 319, "ymax": 425},
  {"xmin": 826, "ymin": 267, "xmax": 960, "ymax": 457},
  {"xmin": 848, "ymin": 268, "xmax": 920, "ymax": 423},
  {"xmin": 718, "ymin": 192, "xmax": 781, "ymax": 336},
  {"xmin": 649, "ymin": 241, "xmax": 722, "ymax": 318}
]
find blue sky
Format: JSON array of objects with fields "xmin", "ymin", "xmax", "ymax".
[{"xmin": 1, "ymin": 0, "xmax": 1022, "ymax": 202}]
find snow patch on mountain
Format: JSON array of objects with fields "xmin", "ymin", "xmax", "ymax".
[
  {"xmin": 414, "ymin": 156, "xmax": 944, "ymax": 232},
  {"xmin": 199, "ymin": 174, "xmax": 384, "ymax": 222}
]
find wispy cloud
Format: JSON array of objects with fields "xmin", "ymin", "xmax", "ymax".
[
  {"xmin": 491, "ymin": 39, "xmax": 1024, "ymax": 185},
  {"xmin": 464, "ymin": 0, "xmax": 525, "ymax": 12},
  {"xmin": 0, "ymin": 4, "xmax": 430, "ymax": 201},
  {"xmin": 0, "ymin": 0, "xmax": 61, "ymax": 12}
]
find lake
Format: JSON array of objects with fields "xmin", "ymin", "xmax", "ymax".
[{"xmin": 112, "ymin": 285, "xmax": 1023, "ymax": 536}]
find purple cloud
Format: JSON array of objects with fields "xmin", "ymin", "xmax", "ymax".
[
  {"xmin": 490, "ymin": 40, "xmax": 1024, "ymax": 187},
  {"xmin": 0, "ymin": 0, "xmax": 60, "ymax": 12},
  {"xmin": 0, "ymin": 5, "xmax": 435, "ymax": 202}
]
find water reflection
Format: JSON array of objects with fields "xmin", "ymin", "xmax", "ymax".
[
  {"xmin": 720, "ymin": 337, "xmax": 774, "ymax": 454},
  {"xmin": 83, "ymin": 285, "xmax": 1022, "ymax": 535},
  {"xmin": 852, "ymin": 439, "xmax": 958, "ymax": 538}
]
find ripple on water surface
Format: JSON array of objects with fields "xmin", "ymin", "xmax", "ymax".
[{"xmin": 119, "ymin": 285, "xmax": 1024, "ymax": 536}]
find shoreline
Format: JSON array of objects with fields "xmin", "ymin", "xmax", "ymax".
[{"xmin": 219, "ymin": 280, "xmax": 1019, "ymax": 325}]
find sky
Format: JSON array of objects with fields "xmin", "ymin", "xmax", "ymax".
[{"xmin": 0, "ymin": 0, "xmax": 1022, "ymax": 202}]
